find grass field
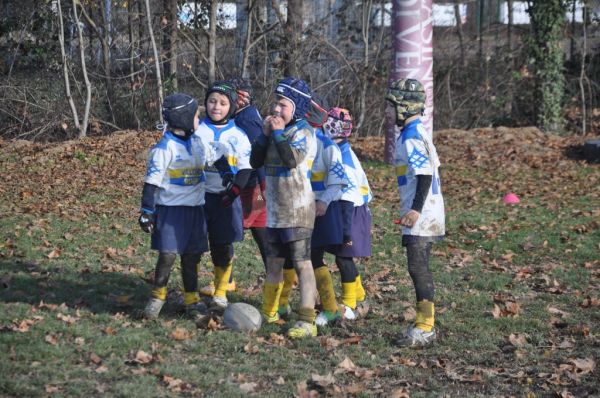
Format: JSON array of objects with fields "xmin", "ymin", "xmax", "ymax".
[{"xmin": 0, "ymin": 128, "xmax": 598, "ymax": 397}]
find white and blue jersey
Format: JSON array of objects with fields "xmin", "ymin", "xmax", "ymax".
[
  {"xmin": 263, "ymin": 119, "xmax": 317, "ymax": 229},
  {"xmin": 144, "ymin": 131, "xmax": 211, "ymax": 207},
  {"xmin": 310, "ymin": 130, "xmax": 348, "ymax": 205},
  {"xmin": 395, "ymin": 119, "xmax": 445, "ymax": 237},
  {"xmin": 338, "ymin": 140, "xmax": 372, "ymax": 206},
  {"xmin": 194, "ymin": 119, "xmax": 252, "ymax": 194}
]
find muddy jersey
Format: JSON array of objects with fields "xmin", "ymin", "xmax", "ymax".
[
  {"xmin": 395, "ymin": 119, "xmax": 445, "ymax": 237},
  {"xmin": 338, "ymin": 141, "xmax": 372, "ymax": 206},
  {"xmin": 194, "ymin": 119, "xmax": 252, "ymax": 194},
  {"xmin": 311, "ymin": 131, "xmax": 348, "ymax": 205},
  {"xmin": 144, "ymin": 131, "xmax": 210, "ymax": 207},
  {"xmin": 264, "ymin": 119, "xmax": 317, "ymax": 229}
]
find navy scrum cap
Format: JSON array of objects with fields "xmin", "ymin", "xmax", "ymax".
[
  {"xmin": 275, "ymin": 77, "xmax": 312, "ymax": 119},
  {"xmin": 162, "ymin": 93, "xmax": 198, "ymax": 136}
]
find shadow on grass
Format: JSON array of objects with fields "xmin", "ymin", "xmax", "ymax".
[{"xmin": 0, "ymin": 259, "xmax": 150, "ymax": 315}]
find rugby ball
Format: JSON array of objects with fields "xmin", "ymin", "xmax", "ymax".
[{"xmin": 223, "ymin": 302, "xmax": 262, "ymax": 332}]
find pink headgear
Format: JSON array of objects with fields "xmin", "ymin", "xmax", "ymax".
[{"xmin": 323, "ymin": 107, "xmax": 353, "ymax": 139}]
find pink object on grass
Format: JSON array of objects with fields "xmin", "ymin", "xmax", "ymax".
[{"xmin": 503, "ymin": 193, "xmax": 520, "ymax": 204}]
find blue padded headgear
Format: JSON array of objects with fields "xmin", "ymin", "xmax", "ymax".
[
  {"xmin": 275, "ymin": 77, "xmax": 312, "ymax": 120},
  {"xmin": 162, "ymin": 93, "xmax": 198, "ymax": 137}
]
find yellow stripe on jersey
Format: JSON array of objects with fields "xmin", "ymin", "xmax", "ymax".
[
  {"xmin": 396, "ymin": 165, "xmax": 407, "ymax": 176},
  {"xmin": 168, "ymin": 167, "xmax": 204, "ymax": 178},
  {"xmin": 311, "ymin": 171, "xmax": 326, "ymax": 182},
  {"xmin": 227, "ymin": 155, "xmax": 238, "ymax": 167},
  {"xmin": 360, "ymin": 185, "xmax": 370, "ymax": 196}
]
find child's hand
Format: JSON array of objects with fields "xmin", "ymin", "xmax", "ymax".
[
  {"xmin": 400, "ymin": 210, "xmax": 420, "ymax": 228},
  {"xmin": 263, "ymin": 116, "xmax": 273, "ymax": 136},
  {"xmin": 270, "ymin": 115, "xmax": 285, "ymax": 131},
  {"xmin": 315, "ymin": 200, "xmax": 328, "ymax": 217}
]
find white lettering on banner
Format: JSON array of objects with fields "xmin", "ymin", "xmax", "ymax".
[{"xmin": 392, "ymin": 0, "xmax": 433, "ymax": 139}]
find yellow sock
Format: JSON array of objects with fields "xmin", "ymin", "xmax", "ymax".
[
  {"xmin": 152, "ymin": 287, "xmax": 167, "ymax": 301},
  {"xmin": 355, "ymin": 275, "xmax": 366, "ymax": 302},
  {"xmin": 184, "ymin": 291, "xmax": 199, "ymax": 305},
  {"xmin": 279, "ymin": 269, "xmax": 296, "ymax": 307},
  {"xmin": 297, "ymin": 307, "xmax": 316, "ymax": 323},
  {"xmin": 341, "ymin": 281, "xmax": 357, "ymax": 309},
  {"xmin": 213, "ymin": 263, "xmax": 233, "ymax": 298},
  {"xmin": 261, "ymin": 281, "xmax": 283, "ymax": 318},
  {"xmin": 415, "ymin": 300, "xmax": 435, "ymax": 332},
  {"xmin": 314, "ymin": 266, "xmax": 338, "ymax": 313}
]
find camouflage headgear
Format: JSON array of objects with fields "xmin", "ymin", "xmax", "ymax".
[
  {"xmin": 323, "ymin": 107, "xmax": 353, "ymax": 139},
  {"xmin": 385, "ymin": 78, "xmax": 425, "ymax": 126}
]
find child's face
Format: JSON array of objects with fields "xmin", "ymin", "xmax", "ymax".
[
  {"xmin": 206, "ymin": 92, "xmax": 231, "ymax": 122},
  {"xmin": 272, "ymin": 97, "xmax": 294, "ymax": 125},
  {"xmin": 385, "ymin": 102, "xmax": 397, "ymax": 124}
]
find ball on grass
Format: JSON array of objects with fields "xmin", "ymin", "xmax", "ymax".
[{"xmin": 223, "ymin": 303, "xmax": 262, "ymax": 332}]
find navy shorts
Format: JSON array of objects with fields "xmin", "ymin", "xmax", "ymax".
[
  {"xmin": 151, "ymin": 205, "xmax": 209, "ymax": 254},
  {"xmin": 204, "ymin": 192, "xmax": 244, "ymax": 245},
  {"xmin": 332, "ymin": 204, "xmax": 373, "ymax": 258},
  {"xmin": 312, "ymin": 200, "xmax": 344, "ymax": 248},
  {"xmin": 266, "ymin": 227, "xmax": 312, "ymax": 261}
]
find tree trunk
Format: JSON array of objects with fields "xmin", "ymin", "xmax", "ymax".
[
  {"xmin": 128, "ymin": 0, "xmax": 141, "ymax": 129},
  {"xmin": 506, "ymin": 0, "xmax": 514, "ymax": 117},
  {"xmin": 454, "ymin": 0, "xmax": 465, "ymax": 67},
  {"xmin": 208, "ymin": 0, "xmax": 218, "ymax": 84},
  {"xmin": 527, "ymin": 0, "xmax": 567, "ymax": 133},
  {"xmin": 235, "ymin": 0, "xmax": 249, "ymax": 75},
  {"xmin": 57, "ymin": 0, "xmax": 80, "ymax": 133},
  {"xmin": 284, "ymin": 0, "xmax": 303, "ymax": 76},
  {"xmin": 79, "ymin": 2, "xmax": 115, "ymax": 123},
  {"xmin": 144, "ymin": 0, "xmax": 164, "ymax": 123},
  {"xmin": 72, "ymin": 0, "xmax": 92, "ymax": 138},
  {"xmin": 579, "ymin": 4, "xmax": 587, "ymax": 135},
  {"xmin": 99, "ymin": 0, "xmax": 115, "ymax": 123},
  {"xmin": 162, "ymin": 0, "xmax": 178, "ymax": 91},
  {"xmin": 355, "ymin": 0, "xmax": 372, "ymax": 133}
]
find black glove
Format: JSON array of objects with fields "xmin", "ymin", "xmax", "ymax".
[
  {"xmin": 221, "ymin": 172, "xmax": 234, "ymax": 187},
  {"xmin": 221, "ymin": 183, "xmax": 241, "ymax": 208},
  {"xmin": 138, "ymin": 213, "xmax": 155, "ymax": 233}
]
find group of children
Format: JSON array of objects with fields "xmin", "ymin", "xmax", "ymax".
[{"xmin": 139, "ymin": 76, "xmax": 444, "ymax": 346}]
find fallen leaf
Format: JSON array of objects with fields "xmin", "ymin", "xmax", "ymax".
[
  {"xmin": 239, "ymin": 382, "xmax": 258, "ymax": 393},
  {"xmin": 336, "ymin": 357, "xmax": 356, "ymax": 372},
  {"xmin": 547, "ymin": 306, "xmax": 569, "ymax": 318},
  {"xmin": 45, "ymin": 334, "xmax": 58, "ymax": 345},
  {"xmin": 46, "ymin": 248, "xmax": 61, "ymax": 259},
  {"xmin": 171, "ymin": 327, "xmax": 193, "ymax": 341},
  {"xmin": 402, "ymin": 307, "xmax": 416, "ymax": 321},
  {"xmin": 508, "ymin": 333, "xmax": 528, "ymax": 347},
  {"xmin": 133, "ymin": 350, "xmax": 153, "ymax": 364},
  {"xmin": 45, "ymin": 385, "xmax": 61, "ymax": 393},
  {"xmin": 57, "ymin": 313, "xmax": 78, "ymax": 324},
  {"xmin": 89, "ymin": 352, "xmax": 102, "ymax": 364},
  {"xmin": 103, "ymin": 326, "xmax": 117, "ymax": 335},
  {"xmin": 311, "ymin": 373, "xmax": 335, "ymax": 387},
  {"xmin": 244, "ymin": 342, "xmax": 259, "ymax": 354},
  {"xmin": 391, "ymin": 387, "xmax": 411, "ymax": 398},
  {"xmin": 569, "ymin": 358, "xmax": 595, "ymax": 375}
]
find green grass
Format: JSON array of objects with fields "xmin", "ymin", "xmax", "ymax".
[{"xmin": 1, "ymin": 155, "xmax": 599, "ymax": 397}]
